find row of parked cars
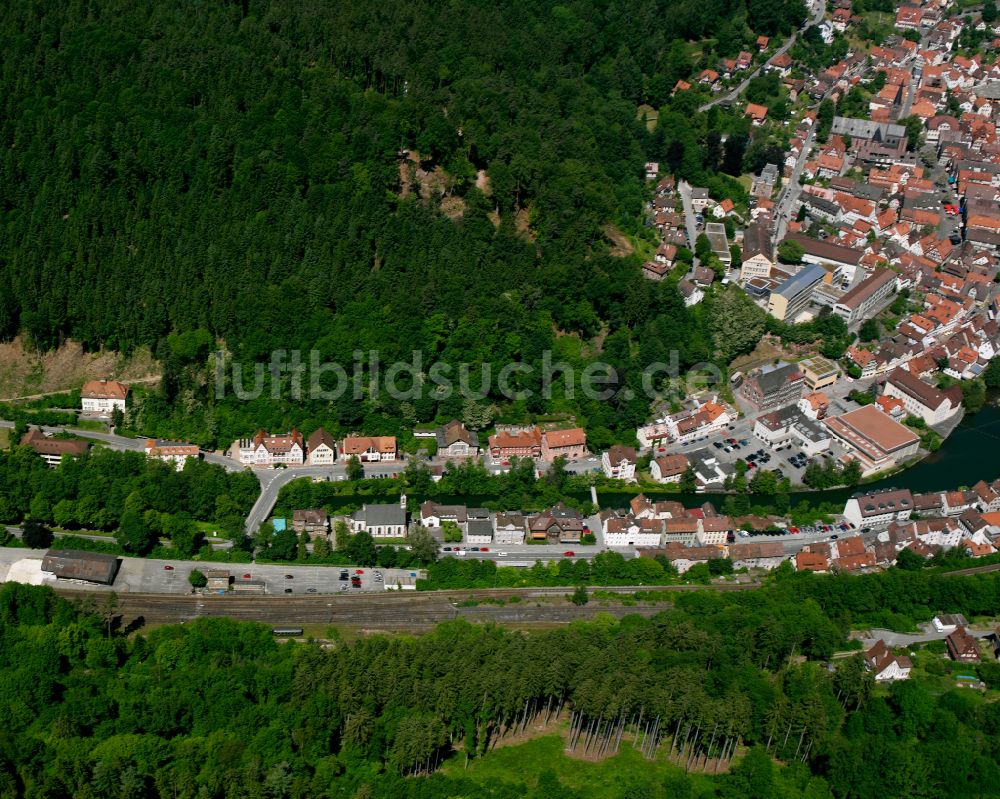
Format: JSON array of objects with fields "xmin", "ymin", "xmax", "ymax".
[{"xmin": 737, "ymin": 522, "xmax": 856, "ymax": 539}]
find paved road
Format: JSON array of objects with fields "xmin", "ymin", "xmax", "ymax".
[
  {"xmin": 697, "ymin": 0, "xmax": 826, "ymax": 113},
  {"xmin": 773, "ymin": 121, "xmax": 816, "ymax": 245},
  {"xmin": 678, "ymin": 180, "xmax": 701, "ymax": 269},
  {"xmin": 862, "ymin": 625, "xmax": 993, "ymax": 649},
  {"xmin": 243, "ymin": 463, "xmax": 405, "ymax": 532}
]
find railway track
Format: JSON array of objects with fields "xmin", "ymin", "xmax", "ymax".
[{"xmin": 56, "ymin": 582, "xmax": 757, "ymax": 630}]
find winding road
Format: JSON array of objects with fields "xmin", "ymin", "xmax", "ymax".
[{"xmin": 697, "ymin": 0, "xmax": 827, "ymax": 113}]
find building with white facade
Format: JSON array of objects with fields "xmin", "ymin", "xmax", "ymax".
[
  {"xmin": 882, "ymin": 368, "xmax": 964, "ymax": 426},
  {"xmin": 601, "ymin": 445, "xmax": 637, "ymax": 482},
  {"xmin": 144, "ymin": 439, "xmax": 200, "ymax": 471},
  {"xmin": 307, "ymin": 428, "xmax": 337, "ymax": 465},
  {"xmin": 81, "ymin": 379, "xmax": 129, "ymax": 415},
  {"xmin": 350, "ymin": 497, "xmax": 408, "ymax": 538},
  {"xmin": 843, "ymin": 488, "xmax": 914, "ymax": 528},
  {"xmin": 236, "ymin": 429, "xmax": 305, "ymax": 466}
]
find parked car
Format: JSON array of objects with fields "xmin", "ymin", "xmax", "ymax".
[
  {"xmin": 481, "ymin": 547, "xmax": 490, "ymax": 552},
  {"xmin": 285, "ymin": 574, "xmax": 294, "ymax": 579},
  {"xmin": 355, "ymin": 569, "xmax": 364, "ymax": 575},
  {"xmin": 339, "ymin": 570, "xmax": 349, "ymax": 580},
  {"xmin": 306, "ymin": 588, "xmax": 317, "ymax": 593},
  {"xmin": 243, "ymin": 573, "xmax": 252, "ymax": 579},
  {"xmin": 340, "ymin": 584, "xmax": 348, "ymax": 591},
  {"xmin": 284, "ymin": 588, "xmax": 293, "ymax": 594},
  {"xmin": 164, "ymin": 565, "xmax": 174, "ymax": 571},
  {"xmin": 563, "ymin": 551, "xmax": 575, "ymax": 557}
]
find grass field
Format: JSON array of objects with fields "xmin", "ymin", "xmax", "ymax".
[
  {"xmin": 0, "ymin": 428, "xmax": 8, "ymax": 448},
  {"xmin": 71, "ymin": 419, "xmax": 108, "ymax": 432},
  {"xmin": 440, "ymin": 735, "xmax": 713, "ymax": 798}
]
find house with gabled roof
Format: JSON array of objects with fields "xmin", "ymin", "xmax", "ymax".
[
  {"xmin": 307, "ymin": 427, "xmax": 337, "ymax": 465},
  {"xmin": 343, "ymin": 434, "xmax": 397, "ymax": 462},
  {"xmin": 947, "ymin": 626, "xmax": 981, "ymax": 663},
  {"xmin": 843, "ymin": 488, "xmax": 914, "ymax": 528},
  {"xmin": 865, "ymin": 640, "xmax": 912, "ymax": 681},
  {"xmin": 435, "ymin": 420, "xmax": 480, "ymax": 459},
  {"xmin": 237, "ymin": 429, "xmax": 305, "ymax": 466},
  {"xmin": 81, "ymin": 379, "xmax": 129, "ymax": 415},
  {"xmin": 541, "ymin": 428, "xmax": 587, "ymax": 462}
]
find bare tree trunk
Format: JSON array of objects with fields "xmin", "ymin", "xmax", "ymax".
[
  {"xmin": 647, "ymin": 715, "xmax": 661, "ymax": 760},
  {"xmin": 802, "ymin": 739, "xmax": 813, "ymax": 763},
  {"xmin": 794, "ymin": 726, "xmax": 806, "ymax": 761}
]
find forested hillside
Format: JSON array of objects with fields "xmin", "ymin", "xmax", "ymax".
[
  {"xmin": 3, "ymin": 572, "xmax": 1000, "ymax": 798},
  {"xmin": 1, "ymin": 0, "xmax": 807, "ymax": 446}
]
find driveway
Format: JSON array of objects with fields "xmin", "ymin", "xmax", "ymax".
[{"xmin": 861, "ymin": 624, "xmax": 993, "ymax": 649}]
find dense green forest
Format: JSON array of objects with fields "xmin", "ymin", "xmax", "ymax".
[
  {"xmin": 3, "ymin": 571, "xmax": 1000, "ymax": 798},
  {"xmin": 0, "ymin": 444, "xmax": 259, "ymax": 548},
  {"xmin": 2, "ymin": 0, "xmax": 810, "ymax": 449}
]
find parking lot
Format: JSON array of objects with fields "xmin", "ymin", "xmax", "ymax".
[
  {"xmin": 105, "ymin": 558, "xmax": 423, "ymax": 595},
  {"xmin": 659, "ymin": 413, "xmax": 856, "ymax": 487}
]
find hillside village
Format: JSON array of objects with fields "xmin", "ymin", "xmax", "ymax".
[{"xmin": 7, "ymin": 0, "xmax": 1000, "ymax": 591}]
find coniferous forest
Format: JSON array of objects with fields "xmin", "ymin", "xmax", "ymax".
[
  {"xmin": 3, "ymin": 574, "xmax": 1000, "ymax": 798},
  {"xmin": 0, "ymin": 0, "xmax": 816, "ymax": 448}
]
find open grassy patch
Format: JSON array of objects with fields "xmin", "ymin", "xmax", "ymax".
[{"xmin": 440, "ymin": 734, "xmax": 714, "ymax": 798}]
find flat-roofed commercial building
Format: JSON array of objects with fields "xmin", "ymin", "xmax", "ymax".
[
  {"xmin": 704, "ymin": 222, "xmax": 732, "ymax": 266},
  {"xmin": 41, "ymin": 549, "xmax": 119, "ymax": 585},
  {"xmin": 799, "ymin": 356, "xmax": 839, "ymax": 391},
  {"xmin": 824, "ymin": 405, "xmax": 920, "ymax": 476},
  {"xmin": 832, "ymin": 268, "xmax": 897, "ymax": 326},
  {"xmin": 767, "ymin": 263, "xmax": 826, "ymax": 321}
]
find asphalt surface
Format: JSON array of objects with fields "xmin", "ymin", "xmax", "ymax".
[
  {"xmin": 862, "ymin": 624, "xmax": 993, "ymax": 649},
  {"xmin": 678, "ymin": 179, "xmax": 701, "ymax": 270},
  {"xmin": 773, "ymin": 121, "xmax": 816, "ymax": 245}
]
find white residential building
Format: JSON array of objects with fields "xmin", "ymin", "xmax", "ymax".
[
  {"xmin": 306, "ymin": 428, "xmax": 337, "ymax": 465},
  {"xmin": 601, "ymin": 445, "xmax": 637, "ymax": 482},
  {"xmin": 882, "ymin": 368, "xmax": 963, "ymax": 426},
  {"xmin": 843, "ymin": 488, "xmax": 914, "ymax": 528},
  {"xmin": 81, "ymin": 379, "xmax": 129, "ymax": 415},
  {"xmin": 237, "ymin": 429, "xmax": 305, "ymax": 466},
  {"xmin": 144, "ymin": 439, "xmax": 200, "ymax": 471}
]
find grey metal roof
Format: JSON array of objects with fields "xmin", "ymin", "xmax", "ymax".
[
  {"xmin": 831, "ymin": 116, "xmax": 905, "ymax": 140},
  {"xmin": 466, "ymin": 519, "xmax": 494, "ymax": 539},
  {"xmin": 773, "ymin": 263, "xmax": 826, "ymax": 299},
  {"xmin": 355, "ymin": 503, "xmax": 407, "ymax": 526},
  {"xmin": 755, "ymin": 362, "xmax": 802, "ymax": 395}
]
